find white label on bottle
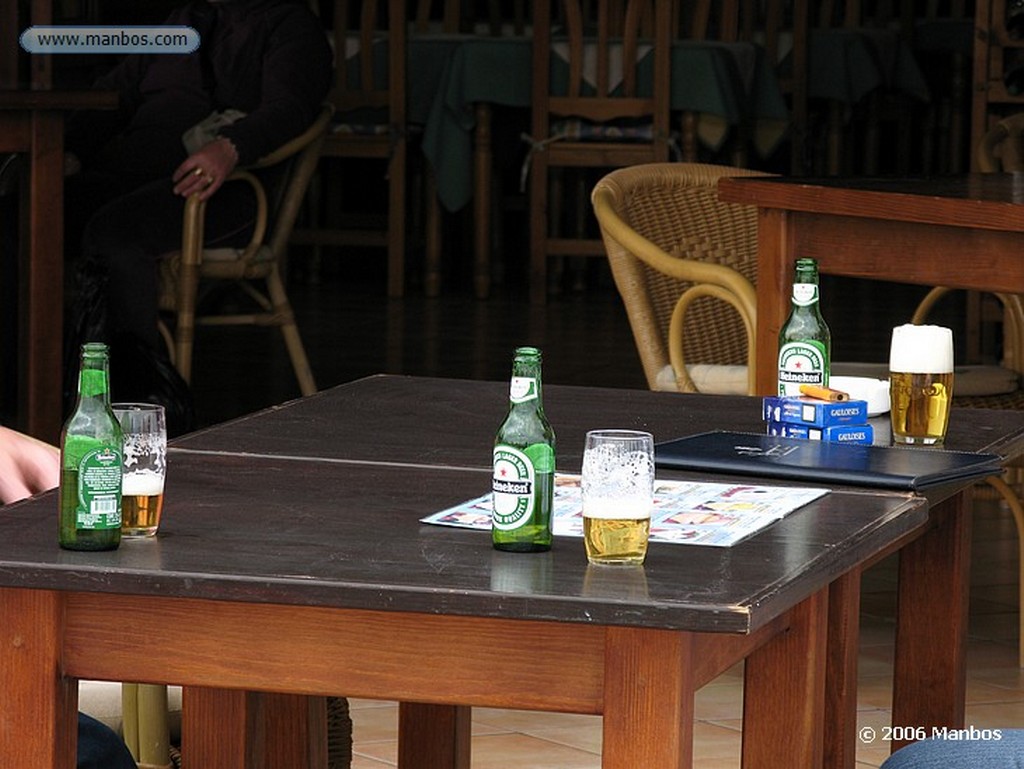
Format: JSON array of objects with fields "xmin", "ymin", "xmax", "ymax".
[
  {"xmin": 792, "ymin": 283, "xmax": 818, "ymax": 306},
  {"xmin": 492, "ymin": 445, "xmax": 535, "ymax": 529},
  {"xmin": 778, "ymin": 341, "xmax": 827, "ymax": 396},
  {"xmin": 509, "ymin": 376, "xmax": 538, "ymax": 403}
]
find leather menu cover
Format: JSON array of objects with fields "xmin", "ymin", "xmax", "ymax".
[{"xmin": 654, "ymin": 431, "xmax": 1003, "ymax": 490}]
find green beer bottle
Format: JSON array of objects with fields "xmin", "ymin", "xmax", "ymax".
[
  {"xmin": 59, "ymin": 342, "xmax": 123, "ymax": 551},
  {"xmin": 778, "ymin": 258, "xmax": 832, "ymax": 397},
  {"xmin": 492, "ymin": 347, "xmax": 555, "ymax": 552}
]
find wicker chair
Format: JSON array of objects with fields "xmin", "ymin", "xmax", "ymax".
[
  {"xmin": 591, "ymin": 162, "xmax": 771, "ymax": 395},
  {"xmin": 159, "ymin": 105, "xmax": 332, "ymax": 398}
]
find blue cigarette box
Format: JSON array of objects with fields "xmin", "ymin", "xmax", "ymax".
[
  {"xmin": 767, "ymin": 421, "xmax": 874, "ymax": 445},
  {"xmin": 762, "ymin": 396, "xmax": 869, "ymax": 428}
]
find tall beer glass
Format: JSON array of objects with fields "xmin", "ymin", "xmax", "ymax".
[
  {"xmin": 581, "ymin": 430, "xmax": 654, "ymax": 565},
  {"xmin": 889, "ymin": 324, "xmax": 955, "ymax": 446},
  {"xmin": 113, "ymin": 403, "xmax": 166, "ymax": 537}
]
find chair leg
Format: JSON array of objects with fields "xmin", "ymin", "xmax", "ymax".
[
  {"xmin": 985, "ymin": 474, "xmax": 1024, "ymax": 667},
  {"xmin": 387, "ymin": 140, "xmax": 407, "ymax": 299},
  {"xmin": 122, "ymin": 683, "xmax": 173, "ymax": 769},
  {"xmin": 425, "ymin": 171, "xmax": 442, "ymax": 298},
  {"xmin": 174, "ymin": 197, "xmax": 205, "ymax": 385},
  {"xmin": 266, "ymin": 267, "xmax": 317, "ymax": 396}
]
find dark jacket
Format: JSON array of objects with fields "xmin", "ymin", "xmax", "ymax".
[{"xmin": 68, "ymin": 0, "xmax": 332, "ymax": 184}]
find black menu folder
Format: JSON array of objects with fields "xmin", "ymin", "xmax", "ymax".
[{"xmin": 655, "ymin": 431, "xmax": 1004, "ymax": 490}]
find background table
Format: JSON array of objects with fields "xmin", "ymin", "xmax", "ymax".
[
  {"xmin": 0, "ymin": 89, "xmax": 117, "ymax": 442},
  {"xmin": 2, "ymin": 375, "xmax": 991, "ymax": 769},
  {"xmin": 717, "ymin": 174, "xmax": 1024, "ymax": 397}
]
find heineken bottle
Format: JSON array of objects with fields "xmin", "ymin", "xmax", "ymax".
[
  {"xmin": 492, "ymin": 347, "xmax": 555, "ymax": 552},
  {"xmin": 777, "ymin": 258, "xmax": 832, "ymax": 397},
  {"xmin": 59, "ymin": 342, "xmax": 123, "ymax": 551}
]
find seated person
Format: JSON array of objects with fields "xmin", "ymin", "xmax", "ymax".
[
  {"xmin": 0, "ymin": 426, "xmax": 136, "ymax": 768},
  {"xmin": 64, "ymin": 0, "xmax": 332, "ymax": 432},
  {"xmin": 880, "ymin": 729, "xmax": 1024, "ymax": 767}
]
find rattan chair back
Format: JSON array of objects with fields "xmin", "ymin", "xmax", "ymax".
[{"xmin": 592, "ymin": 162, "xmax": 771, "ymax": 394}]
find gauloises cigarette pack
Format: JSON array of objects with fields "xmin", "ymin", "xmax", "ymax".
[
  {"xmin": 762, "ymin": 396, "xmax": 868, "ymax": 428},
  {"xmin": 766, "ymin": 421, "xmax": 874, "ymax": 445}
]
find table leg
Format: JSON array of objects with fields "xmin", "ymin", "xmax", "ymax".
[
  {"xmin": 892, "ymin": 490, "xmax": 971, "ymax": 752},
  {"xmin": 182, "ymin": 689, "xmax": 327, "ymax": 769},
  {"xmin": 753, "ymin": 208, "xmax": 791, "ymax": 395},
  {"xmin": 602, "ymin": 626, "xmax": 694, "ymax": 768},
  {"xmin": 472, "ymin": 103, "xmax": 492, "ymax": 300},
  {"xmin": 182, "ymin": 687, "xmax": 251, "ymax": 769},
  {"xmin": 398, "ymin": 703, "xmax": 471, "ymax": 769},
  {"xmin": 743, "ymin": 588, "xmax": 828, "ymax": 768},
  {"xmin": 0, "ymin": 588, "xmax": 77, "ymax": 769},
  {"xmin": 824, "ymin": 568, "xmax": 863, "ymax": 769}
]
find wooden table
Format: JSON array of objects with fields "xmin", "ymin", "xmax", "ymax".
[
  {"xmin": 0, "ymin": 90, "xmax": 117, "ymax": 442},
  {"xmin": 718, "ymin": 174, "xmax": 1024, "ymax": 396},
  {"xmin": 6, "ymin": 376, "xmax": 1024, "ymax": 768}
]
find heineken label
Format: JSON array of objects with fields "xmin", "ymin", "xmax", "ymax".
[
  {"xmin": 778, "ymin": 341, "xmax": 829, "ymax": 397},
  {"xmin": 492, "ymin": 445, "xmax": 536, "ymax": 530},
  {"xmin": 509, "ymin": 376, "xmax": 538, "ymax": 403},
  {"xmin": 76, "ymin": 446, "xmax": 122, "ymax": 530},
  {"xmin": 791, "ymin": 283, "xmax": 818, "ymax": 307}
]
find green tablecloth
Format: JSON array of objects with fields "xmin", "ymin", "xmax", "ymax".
[
  {"xmin": 807, "ymin": 27, "xmax": 930, "ymax": 105},
  {"xmin": 416, "ymin": 36, "xmax": 790, "ymax": 212}
]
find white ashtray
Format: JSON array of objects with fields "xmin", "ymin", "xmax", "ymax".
[{"xmin": 830, "ymin": 376, "xmax": 890, "ymax": 417}]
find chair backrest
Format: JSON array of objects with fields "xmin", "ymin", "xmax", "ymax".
[
  {"xmin": 253, "ymin": 104, "xmax": 335, "ymax": 262},
  {"xmin": 328, "ymin": 0, "xmax": 406, "ymax": 119},
  {"xmin": 977, "ymin": 112, "xmax": 1024, "ymax": 172},
  {"xmin": 591, "ymin": 163, "xmax": 772, "ymax": 394},
  {"xmin": 413, "ymin": 0, "xmax": 461, "ymax": 33},
  {"xmin": 532, "ymin": 0, "xmax": 671, "ymax": 142}
]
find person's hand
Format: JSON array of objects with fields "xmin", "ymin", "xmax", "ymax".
[
  {"xmin": 172, "ymin": 137, "xmax": 239, "ymax": 202},
  {"xmin": 0, "ymin": 426, "xmax": 59, "ymax": 504}
]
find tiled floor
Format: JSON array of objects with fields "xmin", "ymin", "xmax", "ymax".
[{"xmin": 188, "ymin": 266, "xmax": 1022, "ymax": 768}]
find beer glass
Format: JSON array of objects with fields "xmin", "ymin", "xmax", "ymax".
[
  {"xmin": 581, "ymin": 430, "xmax": 655, "ymax": 565},
  {"xmin": 113, "ymin": 403, "xmax": 166, "ymax": 537},
  {"xmin": 888, "ymin": 324, "xmax": 955, "ymax": 446}
]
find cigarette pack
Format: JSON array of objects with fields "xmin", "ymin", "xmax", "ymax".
[
  {"xmin": 766, "ymin": 421, "xmax": 874, "ymax": 445},
  {"xmin": 762, "ymin": 396, "xmax": 869, "ymax": 428}
]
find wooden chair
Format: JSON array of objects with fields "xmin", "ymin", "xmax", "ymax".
[
  {"xmin": 904, "ymin": 0, "xmax": 973, "ymax": 174},
  {"xmin": 292, "ymin": 0, "xmax": 407, "ymax": 297},
  {"xmin": 527, "ymin": 0, "xmax": 673, "ymax": 303},
  {"xmin": 591, "ymin": 162, "xmax": 771, "ymax": 395},
  {"xmin": 159, "ymin": 105, "xmax": 332, "ymax": 398}
]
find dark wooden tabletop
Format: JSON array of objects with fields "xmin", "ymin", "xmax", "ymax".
[{"xmin": 7, "ymin": 375, "xmax": 1021, "ymax": 635}]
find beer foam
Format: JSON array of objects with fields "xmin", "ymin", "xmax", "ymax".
[
  {"xmin": 122, "ymin": 470, "xmax": 164, "ymax": 496},
  {"xmin": 889, "ymin": 324, "xmax": 953, "ymax": 374},
  {"xmin": 582, "ymin": 498, "xmax": 652, "ymax": 520}
]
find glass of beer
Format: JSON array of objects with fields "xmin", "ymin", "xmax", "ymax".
[
  {"xmin": 113, "ymin": 403, "xmax": 166, "ymax": 537},
  {"xmin": 581, "ymin": 430, "xmax": 655, "ymax": 565},
  {"xmin": 889, "ymin": 324, "xmax": 955, "ymax": 446}
]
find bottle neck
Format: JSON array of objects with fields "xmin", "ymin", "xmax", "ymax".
[
  {"xmin": 791, "ymin": 272, "xmax": 820, "ymax": 309},
  {"xmin": 78, "ymin": 356, "xmax": 111, "ymax": 404},
  {"xmin": 509, "ymin": 361, "xmax": 543, "ymax": 408}
]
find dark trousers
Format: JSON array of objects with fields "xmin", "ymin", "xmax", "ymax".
[
  {"xmin": 71, "ymin": 171, "xmax": 257, "ymax": 349},
  {"xmin": 78, "ymin": 712, "xmax": 137, "ymax": 769}
]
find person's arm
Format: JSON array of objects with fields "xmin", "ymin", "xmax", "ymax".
[
  {"xmin": 217, "ymin": 6, "xmax": 333, "ymax": 165},
  {"xmin": 0, "ymin": 426, "xmax": 60, "ymax": 504}
]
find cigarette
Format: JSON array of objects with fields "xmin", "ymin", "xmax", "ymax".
[{"xmin": 799, "ymin": 384, "xmax": 849, "ymax": 402}]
